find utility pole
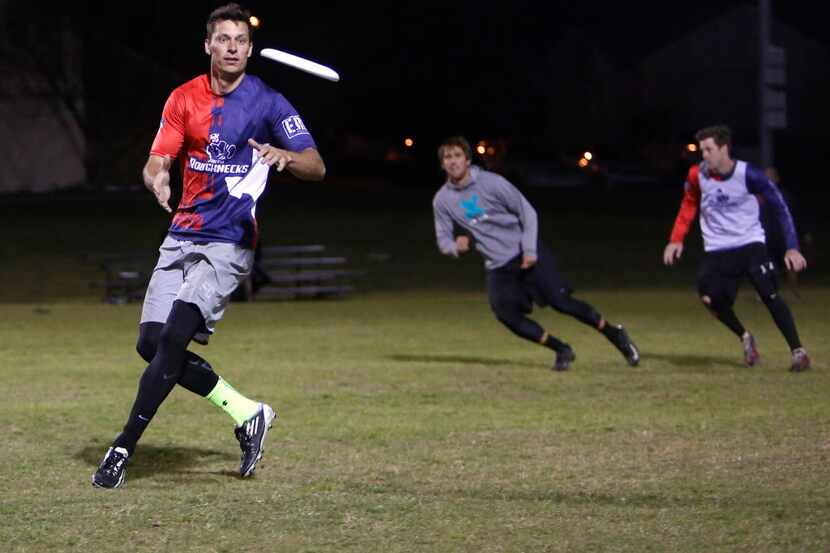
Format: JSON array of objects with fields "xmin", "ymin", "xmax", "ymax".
[{"xmin": 759, "ymin": 0, "xmax": 786, "ymax": 168}]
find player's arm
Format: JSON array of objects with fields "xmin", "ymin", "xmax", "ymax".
[
  {"xmin": 142, "ymin": 155, "xmax": 173, "ymax": 213},
  {"xmin": 495, "ymin": 176, "xmax": 538, "ymax": 268},
  {"xmin": 264, "ymin": 94, "xmax": 326, "ymax": 181},
  {"xmin": 664, "ymin": 166, "xmax": 701, "ymax": 266},
  {"xmin": 147, "ymin": 89, "xmax": 185, "ymax": 213},
  {"xmin": 746, "ymin": 165, "xmax": 806, "ymax": 272},
  {"xmin": 433, "ymin": 200, "xmax": 466, "ymax": 257},
  {"xmin": 247, "ymin": 140, "xmax": 325, "ymax": 181}
]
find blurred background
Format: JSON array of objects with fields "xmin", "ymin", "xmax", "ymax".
[{"xmin": 1, "ymin": 0, "xmax": 828, "ymax": 301}]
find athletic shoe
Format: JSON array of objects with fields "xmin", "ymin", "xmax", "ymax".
[
  {"xmin": 611, "ymin": 325, "xmax": 640, "ymax": 366},
  {"xmin": 742, "ymin": 332, "xmax": 760, "ymax": 367},
  {"xmin": 91, "ymin": 447, "xmax": 129, "ymax": 489},
  {"xmin": 552, "ymin": 347, "xmax": 576, "ymax": 371},
  {"xmin": 790, "ymin": 348, "xmax": 811, "ymax": 372},
  {"xmin": 235, "ymin": 403, "xmax": 276, "ymax": 478}
]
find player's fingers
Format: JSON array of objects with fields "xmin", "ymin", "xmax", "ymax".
[
  {"xmin": 248, "ymin": 138, "xmax": 262, "ymax": 150},
  {"xmin": 275, "ymin": 156, "xmax": 287, "ymax": 172}
]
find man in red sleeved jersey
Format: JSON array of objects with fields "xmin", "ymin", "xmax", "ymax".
[
  {"xmin": 663, "ymin": 125, "xmax": 809, "ymax": 372},
  {"xmin": 93, "ymin": 3, "xmax": 326, "ymax": 488}
]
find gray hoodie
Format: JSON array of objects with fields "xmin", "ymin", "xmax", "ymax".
[{"xmin": 432, "ymin": 166, "xmax": 538, "ymax": 269}]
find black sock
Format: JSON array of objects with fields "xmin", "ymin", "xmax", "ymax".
[
  {"xmin": 709, "ymin": 305, "xmax": 746, "ymax": 338},
  {"xmin": 600, "ymin": 322, "xmax": 621, "ymax": 341},
  {"xmin": 542, "ymin": 332, "xmax": 570, "ymax": 352}
]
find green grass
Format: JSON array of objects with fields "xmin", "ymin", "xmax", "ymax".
[
  {"xmin": 2, "ymin": 288, "xmax": 829, "ymax": 552},
  {"xmin": 3, "ymin": 187, "xmax": 828, "ymax": 550}
]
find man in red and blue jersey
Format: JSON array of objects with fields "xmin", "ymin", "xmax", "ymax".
[
  {"xmin": 663, "ymin": 125, "xmax": 810, "ymax": 372},
  {"xmin": 93, "ymin": 3, "xmax": 326, "ymax": 488}
]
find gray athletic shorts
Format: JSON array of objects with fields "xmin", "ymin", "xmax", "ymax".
[{"xmin": 140, "ymin": 235, "xmax": 254, "ymax": 344}]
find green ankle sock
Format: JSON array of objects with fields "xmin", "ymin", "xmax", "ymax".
[{"xmin": 205, "ymin": 378, "xmax": 260, "ymax": 426}]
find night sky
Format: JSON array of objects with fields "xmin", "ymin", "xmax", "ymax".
[
  {"xmin": 83, "ymin": 1, "xmax": 827, "ymax": 135},
  {"xmin": 9, "ymin": 1, "xmax": 830, "ymax": 186}
]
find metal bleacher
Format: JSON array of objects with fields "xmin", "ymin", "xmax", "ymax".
[
  {"xmin": 252, "ymin": 244, "xmax": 364, "ymax": 300},
  {"xmin": 91, "ymin": 244, "xmax": 363, "ymax": 304}
]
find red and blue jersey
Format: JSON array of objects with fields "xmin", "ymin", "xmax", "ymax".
[{"xmin": 151, "ymin": 74, "xmax": 316, "ymax": 248}]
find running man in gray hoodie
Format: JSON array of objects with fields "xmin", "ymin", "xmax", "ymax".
[{"xmin": 432, "ymin": 136, "xmax": 639, "ymax": 371}]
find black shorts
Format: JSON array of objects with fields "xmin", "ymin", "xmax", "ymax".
[
  {"xmin": 697, "ymin": 242, "xmax": 778, "ymax": 305},
  {"xmin": 486, "ymin": 242, "xmax": 572, "ymax": 313}
]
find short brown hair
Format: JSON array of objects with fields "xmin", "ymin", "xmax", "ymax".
[
  {"xmin": 695, "ymin": 125, "xmax": 732, "ymax": 149},
  {"xmin": 437, "ymin": 136, "xmax": 472, "ymax": 162},
  {"xmin": 206, "ymin": 3, "xmax": 252, "ymax": 39}
]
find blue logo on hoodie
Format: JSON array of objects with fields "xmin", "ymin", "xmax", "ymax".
[{"xmin": 460, "ymin": 194, "xmax": 486, "ymax": 221}]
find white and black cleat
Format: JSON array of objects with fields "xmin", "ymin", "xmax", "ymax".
[
  {"xmin": 92, "ymin": 446, "xmax": 129, "ymax": 489},
  {"xmin": 235, "ymin": 403, "xmax": 277, "ymax": 478}
]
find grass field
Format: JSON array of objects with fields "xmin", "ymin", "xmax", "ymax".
[
  {"xmin": 2, "ymin": 288, "xmax": 828, "ymax": 552},
  {"xmin": 2, "ymin": 187, "xmax": 829, "ymax": 551}
]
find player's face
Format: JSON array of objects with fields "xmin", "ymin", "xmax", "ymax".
[
  {"xmin": 205, "ymin": 20, "xmax": 252, "ymax": 77},
  {"xmin": 699, "ymin": 137, "xmax": 731, "ymax": 173},
  {"xmin": 441, "ymin": 146, "xmax": 471, "ymax": 182}
]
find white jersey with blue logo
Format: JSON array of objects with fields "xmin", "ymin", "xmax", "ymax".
[
  {"xmin": 670, "ymin": 160, "xmax": 799, "ymax": 253},
  {"xmin": 698, "ymin": 161, "xmax": 765, "ymax": 251}
]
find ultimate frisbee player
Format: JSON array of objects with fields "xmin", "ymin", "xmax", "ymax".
[
  {"xmin": 93, "ymin": 3, "xmax": 326, "ymax": 488},
  {"xmin": 432, "ymin": 136, "xmax": 640, "ymax": 372}
]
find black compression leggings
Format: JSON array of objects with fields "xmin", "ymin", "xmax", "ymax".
[
  {"xmin": 490, "ymin": 291, "xmax": 601, "ymax": 343},
  {"xmin": 137, "ymin": 322, "xmax": 218, "ymax": 397},
  {"xmin": 113, "ymin": 301, "xmax": 211, "ymax": 455}
]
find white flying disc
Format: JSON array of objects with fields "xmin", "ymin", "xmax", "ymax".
[{"xmin": 260, "ymin": 48, "xmax": 340, "ymax": 82}]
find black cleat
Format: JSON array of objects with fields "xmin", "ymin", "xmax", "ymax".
[
  {"xmin": 552, "ymin": 347, "xmax": 576, "ymax": 371},
  {"xmin": 235, "ymin": 403, "xmax": 276, "ymax": 478},
  {"xmin": 92, "ymin": 447, "xmax": 129, "ymax": 489},
  {"xmin": 611, "ymin": 325, "xmax": 640, "ymax": 366}
]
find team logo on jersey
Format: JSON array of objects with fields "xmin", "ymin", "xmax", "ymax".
[
  {"xmin": 460, "ymin": 194, "xmax": 488, "ymax": 223},
  {"xmin": 706, "ymin": 187, "xmax": 740, "ymax": 211},
  {"xmin": 281, "ymin": 115, "xmax": 309, "ymax": 139},
  {"xmin": 206, "ymin": 133, "xmax": 237, "ymax": 163},
  {"xmin": 188, "ymin": 133, "xmax": 249, "ymax": 175}
]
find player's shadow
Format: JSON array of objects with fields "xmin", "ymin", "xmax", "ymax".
[
  {"xmin": 387, "ymin": 353, "xmax": 539, "ymax": 368},
  {"xmin": 646, "ymin": 352, "xmax": 744, "ymax": 369},
  {"xmin": 79, "ymin": 443, "xmax": 239, "ymax": 481}
]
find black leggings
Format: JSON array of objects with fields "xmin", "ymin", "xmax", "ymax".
[
  {"xmin": 698, "ymin": 243, "xmax": 801, "ymax": 349},
  {"xmin": 137, "ymin": 322, "xmax": 218, "ymax": 397},
  {"xmin": 487, "ymin": 245, "xmax": 601, "ymax": 343},
  {"xmin": 114, "ymin": 301, "xmax": 215, "ymax": 455}
]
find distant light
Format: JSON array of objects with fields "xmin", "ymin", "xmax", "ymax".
[
  {"xmin": 486, "ymin": 146, "xmax": 496, "ymax": 156},
  {"xmin": 578, "ymin": 158, "xmax": 589, "ymax": 168},
  {"xmin": 249, "ymin": 15, "xmax": 261, "ymax": 28},
  {"xmin": 583, "ymin": 151, "xmax": 593, "ymax": 161},
  {"xmin": 476, "ymin": 145, "xmax": 486, "ymax": 155},
  {"xmin": 404, "ymin": 137, "xmax": 414, "ymax": 147},
  {"xmin": 687, "ymin": 143, "xmax": 698, "ymax": 152}
]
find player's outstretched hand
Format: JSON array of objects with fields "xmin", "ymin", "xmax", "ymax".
[
  {"xmin": 455, "ymin": 235, "xmax": 470, "ymax": 254},
  {"xmin": 784, "ymin": 249, "xmax": 807, "ymax": 272},
  {"xmin": 663, "ymin": 242, "xmax": 683, "ymax": 266},
  {"xmin": 152, "ymin": 171, "xmax": 172, "ymax": 213},
  {"xmin": 521, "ymin": 255, "xmax": 537, "ymax": 269},
  {"xmin": 248, "ymin": 138, "xmax": 293, "ymax": 172}
]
